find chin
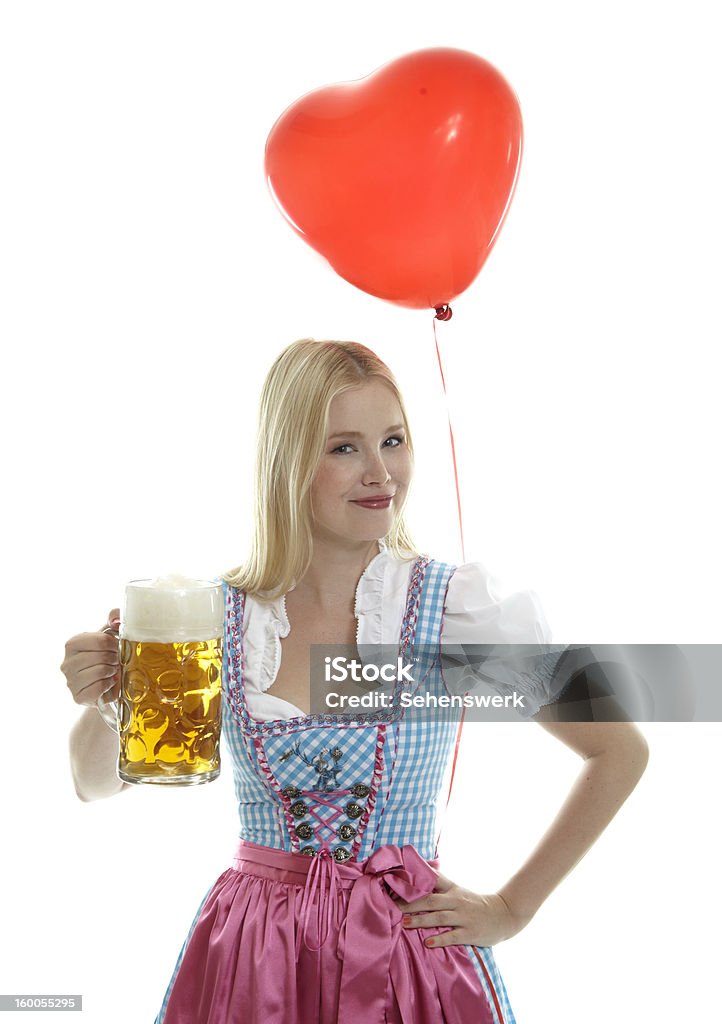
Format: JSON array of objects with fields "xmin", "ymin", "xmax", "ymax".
[
  {"xmin": 347, "ymin": 527, "xmax": 389, "ymax": 544},
  {"xmin": 344, "ymin": 523, "xmax": 392, "ymax": 545},
  {"xmin": 314, "ymin": 505, "xmax": 398, "ymax": 546},
  {"xmin": 312, "ymin": 519, "xmax": 389, "ymax": 547}
]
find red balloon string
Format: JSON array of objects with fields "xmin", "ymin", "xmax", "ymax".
[
  {"xmin": 432, "ymin": 316, "xmax": 465, "ymax": 562},
  {"xmin": 432, "ymin": 310, "xmax": 467, "ymax": 858}
]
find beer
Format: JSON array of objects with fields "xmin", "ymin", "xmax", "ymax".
[{"xmin": 116, "ymin": 576, "xmax": 224, "ymax": 785}]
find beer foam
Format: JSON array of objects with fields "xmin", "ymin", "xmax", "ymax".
[
  {"xmin": 148, "ymin": 573, "xmax": 209, "ymax": 590},
  {"xmin": 122, "ymin": 576, "xmax": 224, "ymax": 643}
]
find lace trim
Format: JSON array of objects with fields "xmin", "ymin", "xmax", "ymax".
[{"xmin": 350, "ymin": 725, "xmax": 387, "ymax": 860}]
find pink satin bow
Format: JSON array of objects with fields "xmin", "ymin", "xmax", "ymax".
[{"xmin": 338, "ymin": 844, "xmax": 439, "ymax": 1024}]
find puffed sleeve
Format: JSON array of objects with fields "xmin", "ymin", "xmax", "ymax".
[{"xmin": 440, "ymin": 562, "xmax": 569, "ymax": 719}]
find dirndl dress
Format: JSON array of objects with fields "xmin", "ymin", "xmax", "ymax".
[{"xmin": 154, "ymin": 557, "xmax": 518, "ymax": 1024}]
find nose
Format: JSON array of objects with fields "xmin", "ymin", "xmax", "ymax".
[{"xmin": 362, "ymin": 450, "xmax": 391, "ymax": 487}]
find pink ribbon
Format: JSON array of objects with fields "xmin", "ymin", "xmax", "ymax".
[
  {"xmin": 295, "ymin": 847, "xmax": 341, "ymax": 961},
  {"xmin": 336, "ymin": 844, "xmax": 439, "ymax": 1024}
]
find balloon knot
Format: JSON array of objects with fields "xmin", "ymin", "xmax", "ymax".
[{"xmin": 434, "ymin": 304, "xmax": 453, "ymax": 321}]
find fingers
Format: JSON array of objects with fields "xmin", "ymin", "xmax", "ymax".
[
  {"xmin": 74, "ymin": 678, "xmax": 120, "ymax": 707},
  {"xmin": 399, "ymin": 889, "xmax": 522, "ymax": 949},
  {"xmin": 72, "ymin": 657, "xmax": 119, "ymax": 681},
  {"xmin": 402, "ymin": 910, "xmax": 458, "ymax": 929},
  {"xmin": 420, "ymin": 928, "xmax": 466, "ymax": 949},
  {"xmin": 70, "ymin": 664, "xmax": 121, "ymax": 705},
  {"xmin": 96, "ymin": 677, "xmax": 121, "ymax": 704},
  {"xmin": 104, "ymin": 609, "xmax": 121, "ymax": 631},
  {"xmin": 64, "ymin": 632, "xmax": 119, "ymax": 657},
  {"xmin": 61, "ymin": 630, "xmax": 121, "ymax": 705},
  {"xmin": 431, "ymin": 871, "xmax": 455, "ymax": 893},
  {"xmin": 396, "ymin": 892, "xmax": 454, "ymax": 914},
  {"xmin": 396, "ymin": 873, "xmax": 455, "ymax": 914}
]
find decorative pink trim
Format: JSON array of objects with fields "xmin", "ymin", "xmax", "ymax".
[
  {"xmin": 469, "ymin": 946, "xmax": 506, "ymax": 1024},
  {"xmin": 223, "ymin": 587, "xmax": 246, "ymax": 728},
  {"xmin": 351, "ymin": 724, "xmax": 387, "ymax": 858},
  {"xmin": 369, "ymin": 724, "xmax": 402, "ymax": 849},
  {"xmin": 433, "ymin": 566, "xmax": 467, "ymax": 858},
  {"xmin": 398, "ymin": 557, "xmax": 428, "ymax": 658},
  {"xmin": 226, "ymin": 557, "xmax": 431, "ymax": 738},
  {"xmin": 305, "ymin": 796, "xmax": 346, "ymax": 845},
  {"xmin": 368, "ymin": 559, "xmax": 430, "ymax": 849},
  {"xmin": 437, "ymin": 566, "xmax": 457, "ymax": 697},
  {"xmin": 253, "ymin": 736, "xmax": 299, "ymax": 850}
]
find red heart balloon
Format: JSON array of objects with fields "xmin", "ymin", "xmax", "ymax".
[{"xmin": 265, "ymin": 47, "xmax": 523, "ymax": 311}]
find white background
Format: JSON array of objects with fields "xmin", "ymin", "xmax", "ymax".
[{"xmin": 1, "ymin": 1, "xmax": 720, "ymax": 1021}]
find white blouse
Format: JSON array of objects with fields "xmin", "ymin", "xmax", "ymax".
[{"xmin": 241, "ymin": 548, "xmax": 568, "ymax": 722}]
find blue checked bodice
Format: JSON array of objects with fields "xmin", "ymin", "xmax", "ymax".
[{"xmin": 221, "ymin": 558, "xmax": 462, "ymax": 863}]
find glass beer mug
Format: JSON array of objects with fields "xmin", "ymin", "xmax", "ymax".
[{"xmin": 97, "ymin": 576, "xmax": 224, "ymax": 785}]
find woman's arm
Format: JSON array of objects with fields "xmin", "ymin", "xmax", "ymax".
[
  {"xmin": 398, "ymin": 718, "xmax": 648, "ymax": 948},
  {"xmin": 496, "ymin": 719, "xmax": 649, "ymax": 923},
  {"xmin": 62, "ymin": 610, "xmax": 132, "ymax": 802},
  {"xmin": 69, "ymin": 706, "xmax": 132, "ymax": 802}
]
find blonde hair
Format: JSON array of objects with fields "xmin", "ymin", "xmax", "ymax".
[{"xmin": 224, "ymin": 339, "xmax": 420, "ymax": 598}]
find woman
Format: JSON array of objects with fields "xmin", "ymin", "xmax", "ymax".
[{"xmin": 63, "ymin": 338, "xmax": 649, "ymax": 1023}]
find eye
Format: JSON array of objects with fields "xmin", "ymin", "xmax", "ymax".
[
  {"xmin": 331, "ymin": 443, "xmax": 355, "ymax": 454},
  {"xmin": 383, "ymin": 435, "xmax": 405, "ymax": 448}
]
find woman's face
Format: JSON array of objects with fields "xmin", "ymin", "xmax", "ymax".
[{"xmin": 310, "ymin": 379, "xmax": 413, "ymax": 546}]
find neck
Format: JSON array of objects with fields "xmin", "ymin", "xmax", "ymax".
[{"xmin": 295, "ymin": 536, "xmax": 382, "ymax": 609}]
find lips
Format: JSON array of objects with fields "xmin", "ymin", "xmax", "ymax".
[{"xmin": 351, "ymin": 494, "xmax": 394, "ymax": 509}]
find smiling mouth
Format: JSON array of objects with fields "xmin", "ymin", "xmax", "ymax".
[{"xmin": 351, "ymin": 495, "xmax": 394, "ymax": 509}]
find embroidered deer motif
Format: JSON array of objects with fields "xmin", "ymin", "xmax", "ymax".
[{"xmin": 279, "ymin": 741, "xmax": 344, "ymax": 791}]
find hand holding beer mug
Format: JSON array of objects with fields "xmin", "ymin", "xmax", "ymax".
[{"xmin": 97, "ymin": 576, "xmax": 224, "ymax": 785}]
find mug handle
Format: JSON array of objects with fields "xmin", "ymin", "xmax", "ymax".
[{"xmin": 97, "ymin": 626, "xmax": 121, "ymax": 732}]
